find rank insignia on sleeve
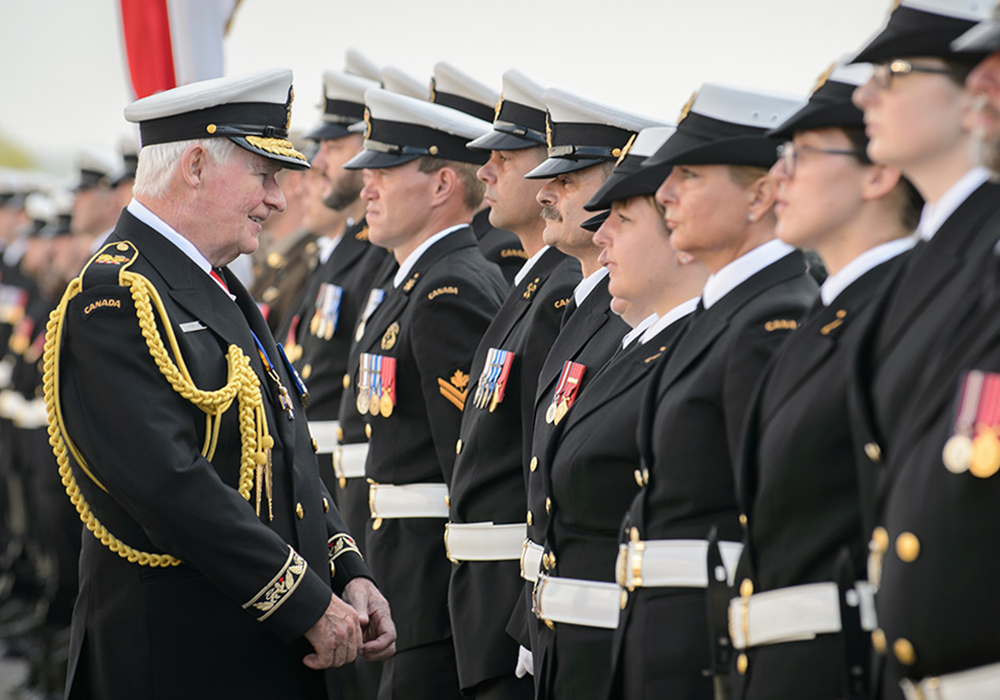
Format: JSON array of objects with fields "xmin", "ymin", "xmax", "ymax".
[
  {"xmin": 242, "ymin": 546, "xmax": 307, "ymax": 622},
  {"xmin": 328, "ymin": 533, "xmax": 363, "ymax": 562},
  {"xmin": 381, "ymin": 322, "xmax": 399, "ymax": 351},
  {"xmin": 438, "ymin": 369, "xmax": 469, "ymax": 411}
]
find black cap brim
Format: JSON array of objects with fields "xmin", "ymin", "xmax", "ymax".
[
  {"xmin": 852, "ymin": 8, "xmax": 985, "ymax": 64},
  {"xmin": 768, "ymin": 103, "xmax": 864, "ymax": 141},
  {"xmin": 580, "ymin": 210, "xmax": 609, "ymax": 232},
  {"xmin": 342, "ymin": 148, "xmax": 421, "ymax": 170},
  {"xmin": 585, "ymin": 166, "xmax": 670, "ymax": 211},
  {"xmin": 231, "ymin": 136, "xmax": 309, "ymax": 170},
  {"xmin": 305, "ymin": 122, "xmax": 357, "ymax": 142},
  {"xmin": 466, "ymin": 130, "xmax": 543, "ymax": 152},
  {"xmin": 644, "ymin": 132, "xmax": 781, "ymax": 170},
  {"xmin": 524, "ymin": 156, "xmax": 607, "ymax": 179},
  {"xmin": 953, "ymin": 19, "xmax": 1000, "ymax": 53}
]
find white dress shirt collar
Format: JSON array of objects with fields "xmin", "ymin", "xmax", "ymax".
[
  {"xmin": 622, "ymin": 313, "xmax": 658, "ymax": 348},
  {"xmin": 701, "ymin": 239, "xmax": 795, "ymax": 310},
  {"xmin": 639, "ymin": 297, "xmax": 700, "ymax": 344},
  {"xmin": 393, "ymin": 224, "xmax": 467, "ymax": 288},
  {"xmin": 819, "ymin": 236, "xmax": 916, "ymax": 306},
  {"xmin": 573, "ymin": 265, "xmax": 610, "ymax": 306},
  {"xmin": 514, "ymin": 245, "xmax": 550, "ymax": 287},
  {"xmin": 916, "ymin": 166, "xmax": 990, "ymax": 242}
]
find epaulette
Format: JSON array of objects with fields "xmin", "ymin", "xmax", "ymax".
[{"xmin": 80, "ymin": 240, "xmax": 139, "ymax": 291}]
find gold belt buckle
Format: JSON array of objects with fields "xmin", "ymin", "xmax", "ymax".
[{"xmin": 629, "ymin": 541, "xmax": 645, "ymax": 591}]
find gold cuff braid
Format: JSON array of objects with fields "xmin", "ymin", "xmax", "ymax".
[{"xmin": 42, "ymin": 243, "xmax": 275, "ymax": 567}]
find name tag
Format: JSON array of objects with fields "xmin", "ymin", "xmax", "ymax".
[{"xmin": 180, "ymin": 321, "xmax": 207, "ymax": 333}]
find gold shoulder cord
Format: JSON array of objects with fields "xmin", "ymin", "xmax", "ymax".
[{"xmin": 42, "ymin": 244, "xmax": 274, "ymax": 567}]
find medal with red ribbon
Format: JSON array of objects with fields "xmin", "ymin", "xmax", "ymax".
[
  {"xmin": 943, "ymin": 369, "xmax": 1000, "ymax": 479},
  {"xmin": 546, "ymin": 360, "xmax": 585, "ymax": 425},
  {"xmin": 380, "ymin": 356, "xmax": 396, "ymax": 418}
]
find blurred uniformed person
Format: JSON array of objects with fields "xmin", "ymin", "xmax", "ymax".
[
  {"xmin": 528, "ymin": 124, "xmax": 707, "ymax": 700},
  {"xmin": 508, "ymin": 88, "xmax": 658, "ymax": 675},
  {"xmin": 342, "ymin": 87, "xmax": 507, "ymax": 700},
  {"xmin": 431, "ymin": 63, "xmax": 525, "ymax": 285},
  {"xmin": 48, "ymin": 68, "xmax": 395, "ymax": 699},
  {"xmin": 611, "ymin": 84, "xmax": 815, "ymax": 699},
  {"xmin": 845, "ymin": 2, "xmax": 1000, "ymax": 698},
  {"xmin": 69, "ymin": 149, "xmax": 121, "ymax": 248},
  {"xmin": 729, "ymin": 60, "xmax": 922, "ymax": 700},
  {"xmin": 443, "ymin": 69, "xmax": 580, "ymax": 700}
]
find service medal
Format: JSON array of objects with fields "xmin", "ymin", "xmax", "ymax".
[
  {"xmin": 971, "ymin": 432, "xmax": 1000, "ymax": 478},
  {"xmin": 545, "ymin": 402, "xmax": 557, "ymax": 425},
  {"xmin": 380, "ymin": 390, "xmax": 394, "ymax": 418},
  {"xmin": 942, "ymin": 435, "xmax": 973, "ymax": 474},
  {"xmin": 943, "ymin": 369, "xmax": 985, "ymax": 475},
  {"xmin": 357, "ymin": 390, "xmax": 370, "ymax": 415}
]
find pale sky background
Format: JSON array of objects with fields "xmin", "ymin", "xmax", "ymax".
[{"xmin": 0, "ymin": 0, "xmax": 890, "ymax": 177}]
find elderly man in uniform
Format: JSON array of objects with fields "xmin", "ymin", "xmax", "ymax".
[
  {"xmin": 444, "ymin": 69, "xmax": 580, "ymax": 700},
  {"xmin": 45, "ymin": 68, "xmax": 395, "ymax": 700},
  {"xmin": 342, "ymin": 86, "xmax": 507, "ymax": 700}
]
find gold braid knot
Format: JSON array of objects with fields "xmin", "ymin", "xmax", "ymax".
[{"xmin": 43, "ymin": 266, "xmax": 273, "ymax": 568}]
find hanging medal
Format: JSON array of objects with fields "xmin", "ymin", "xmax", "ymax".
[
  {"xmin": 370, "ymin": 354, "xmax": 383, "ymax": 417},
  {"xmin": 355, "ymin": 288, "xmax": 387, "ymax": 342},
  {"xmin": 251, "ymin": 332, "xmax": 294, "ymax": 420},
  {"xmin": 489, "ymin": 349, "xmax": 514, "ymax": 413},
  {"xmin": 943, "ymin": 369, "xmax": 982, "ymax": 474},
  {"xmin": 310, "ymin": 283, "xmax": 343, "ymax": 340},
  {"xmin": 554, "ymin": 361, "xmax": 585, "ymax": 425},
  {"xmin": 380, "ymin": 356, "xmax": 396, "ymax": 418},
  {"xmin": 357, "ymin": 353, "xmax": 371, "ymax": 415},
  {"xmin": 546, "ymin": 361, "xmax": 574, "ymax": 424},
  {"xmin": 971, "ymin": 371, "xmax": 1000, "ymax": 478}
]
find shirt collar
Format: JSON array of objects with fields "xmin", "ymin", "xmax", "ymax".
[
  {"xmin": 514, "ymin": 245, "xmax": 550, "ymax": 287},
  {"xmin": 639, "ymin": 296, "xmax": 700, "ymax": 344},
  {"xmin": 393, "ymin": 224, "xmax": 467, "ymax": 288},
  {"xmin": 917, "ymin": 166, "xmax": 991, "ymax": 242},
  {"xmin": 317, "ymin": 234, "xmax": 342, "ymax": 265},
  {"xmin": 702, "ymin": 239, "xmax": 795, "ymax": 309},
  {"xmin": 622, "ymin": 312, "xmax": 658, "ymax": 348},
  {"xmin": 573, "ymin": 265, "xmax": 610, "ymax": 306},
  {"xmin": 819, "ymin": 236, "xmax": 916, "ymax": 306}
]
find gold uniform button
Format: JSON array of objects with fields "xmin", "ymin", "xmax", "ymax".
[
  {"xmin": 542, "ymin": 553, "xmax": 550, "ymax": 569},
  {"xmin": 323, "ymin": 497, "xmax": 330, "ymax": 513},
  {"xmin": 545, "ymin": 497, "xmax": 552, "ymax": 514},
  {"xmin": 365, "ymin": 424, "xmax": 372, "ymax": 439},
  {"xmin": 445, "ymin": 495, "xmax": 451, "ymax": 509},
  {"xmin": 893, "ymin": 638, "xmax": 916, "ymax": 666},
  {"xmin": 311, "ymin": 438, "xmax": 319, "ymax": 453},
  {"xmin": 336, "ymin": 426, "xmax": 344, "ymax": 441},
  {"xmin": 548, "ymin": 552, "xmax": 556, "ymax": 569},
  {"xmin": 330, "ymin": 561, "xmax": 336, "ymax": 577},
  {"xmin": 740, "ymin": 578, "xmax": 753, "ymax": 598},
  {"xmin": 302, "ymin": 364, "xmax": 312, "ymax": 380},
  {"xmin": 630, "ymin": 526, "xmax": 640, "ymax": 542},
  {"xmin": 634, "ymin": 469, "xmax": 644, "ymax": 487},
  {"xmin": 456, "ymin": 439, "xmax": 463, "ymax": 455},
  {"xmin": 296, "ymin": 503, "xmax": 304, "ymax": 519},
  {"xmin": 116, "ymin": 243, "xmax": 129, "ymax": 252},
  {"xmin": 872, "ymin": 628, "xmax": 887, "ymax": 654},
  {"xmin": 642, "ymin": 468, "xmax": 649, "ymax": 485},
  {"xmin": 527, "ymin": 511, "xmax": 533, "ymax": 526},
  {"xmin": 739, "ymin": 514, "xmax": 748, "ymax": 527},
  {"xmin": 895, "ymin": 532, "xmax": 920, "ymax": 562},
  {"xmin": 620, "ymin": 589, "xmax": 628, "ymax": 610},
  {"xmin": 343, "ymin": 374, "xmax": 351, "ymax": 389},
  {"xmin": 865, "ymin": 442, "xmax": 882, "ymax": 463},
  {"xmin": 737, "ymin": 653, "xmax": 749, "ymax": 675},
  {"xmin": 530, "ymin": 456, "xmax": 538, "ymax": 472},
  {"xmin": 872, "ymin": 526, "xmax": 889, "ymax": 552}
]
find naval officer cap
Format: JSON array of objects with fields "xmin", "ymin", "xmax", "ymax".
[
  {"xmin": 343, "ymin": 88, "xmax": 492, "ymax": 170},
  {"xmin": 467, "ymin": 69, "xmax": 549, "ymax": 152},
  {"xmin": 381, "ymin": 66, "xmax": 431, "ymax": 101},
  {"xmin": 580, "ymin": 210, "xmax": 610, "ymax": 232},
  {"xmin": 306, "ymin": 71, "xmax": 380, "ymax": 142},
  {"xmin": 643, "ymin": 84, "xmax": 803, "ymax": 171},
  {"xmin": 769, "ymin": 59, "xmax": 873, "ymax": 140},
  {"xmin": 111, "ymin": 135, "xmax": 140, "ymax": 187},
  {"xmin": 345, "ymin": 48, "xmax": 382, "ymax": 82},
  {"xmin": 72, "ymin": 148, "xmax": 121, "ymax": 192},
  {"xmin": 525, "ymin": 88, "xmax": 665, "ymax": 179},
  {"xmin": 853, "ymin": 0, "xmax": 994, "ymax": 64},
  {"xmin": 431, "ymin": 62, "xmax": 500, "ymax": 123},
  {"xmin": 585, "ymin": 126, "xmax": 676, "ymax": 211},
  {"xmin": 124, "ymin": 67, "xmax": 309, "ymax": 170}
]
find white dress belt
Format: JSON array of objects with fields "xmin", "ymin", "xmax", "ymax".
[
  {"xmin": 533, "ymin": 573, "xmax": 621, "ymax": 629},
  {"xmin": 616, "ymin": 539, "xmax": 743, "ymax": 590},
  {"xmin": 728, "ymin": 581, "xmax": 877, "ymax": 650},
  {"xmin": 444, "ymin": 522, "xmax": 527, "ymax": 562},
  {"xmin": 308, "ymin": 420, "xmax": 340, "ymax": 455},
  {"xmin": 901, "ymin": 660, "xmax": 1000, "ymax": 700},
  {"xmin": 334, "ymin": 443, "xmax": 368, "ymax": 480},
  {"xmin": 368, "ymin": 482, "xmax": 449, "ymax": 519},
  {"xmin": 520, "ymin": 539, "xmax": 544, "ymax": 583}
]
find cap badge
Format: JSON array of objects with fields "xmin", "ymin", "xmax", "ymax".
[
  {"xmin": 678, "ymin": 90, "xmax": 698, "ymax": 125},
  {"xmin": 545, "ymin": 114, "xmax": 553, "ymax": 149},
  {"xmin": 429, "ymin": 77, "xmax": 437, "ymax": 103},
  {"xmin": 363, "ymin": 108, "xmax": 373, "ymax": 140},
  {"xmin": 811, "ymin": 62, "xmax": 837, "ymax": 95},
  {"xmin": 286, "ymin": 87, "xmax": 294, "ymax": 132},
  {"xmin": 615, "ymin": 133, "xmax": 637, "ymax": 167},
  {"xmin": 494, "ymin": 93, "xmax": 504, "ymax": 123}
]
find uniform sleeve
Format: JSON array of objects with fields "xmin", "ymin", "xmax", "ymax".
[
  {"xmin": 318, "ymin": 476, "xmax": 373, "ymax": 592},
  {"xmin": 410, "ymin": 279, "xmax": 501, "ymax": 478},
  {"xmin": 60, "ymin": 284, "xmax": 330, "ymax": 643}
]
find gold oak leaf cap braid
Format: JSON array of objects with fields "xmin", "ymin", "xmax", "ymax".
[{"xmin": 43, "ymin": 241, "xmax": 277, "ymax": 567}]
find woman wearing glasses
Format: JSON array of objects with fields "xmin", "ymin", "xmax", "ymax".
[
  {"xmin": 850, "ymin": 2, "xmax": 1000, "ymax": 698},
  {"xmin": 729, "ymin": 60, "xmax": 921, "ymax": 700},
  {"xmin": 609, "ymin": 84, "xmax": 817, "ymax": 700}
]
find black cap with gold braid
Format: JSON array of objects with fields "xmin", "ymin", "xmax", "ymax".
[{"xmin": 124, "ymin": 68, "xmax": 309, "ymax": 170}]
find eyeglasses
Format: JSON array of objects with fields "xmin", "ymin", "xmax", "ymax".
[
  {"xmin": 776, "ymin": 142, "xmax": 864, "ymax": 178},
  {"xmin": 871, "ymin": 59, "xmax": 961, "ymax": 90}
]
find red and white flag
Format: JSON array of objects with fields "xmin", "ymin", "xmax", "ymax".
[{"xmin": 118, "ymin": 0, "xmax": 240, "ymax": 99}]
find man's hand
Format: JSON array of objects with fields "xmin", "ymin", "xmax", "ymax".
[
  {"xmin": 302, "ymin": 594, "xmax": 363, "ymax": 669},
  {"xmin": 342, "ymin": 577, "xmax": 397, "ymax": 661}
]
